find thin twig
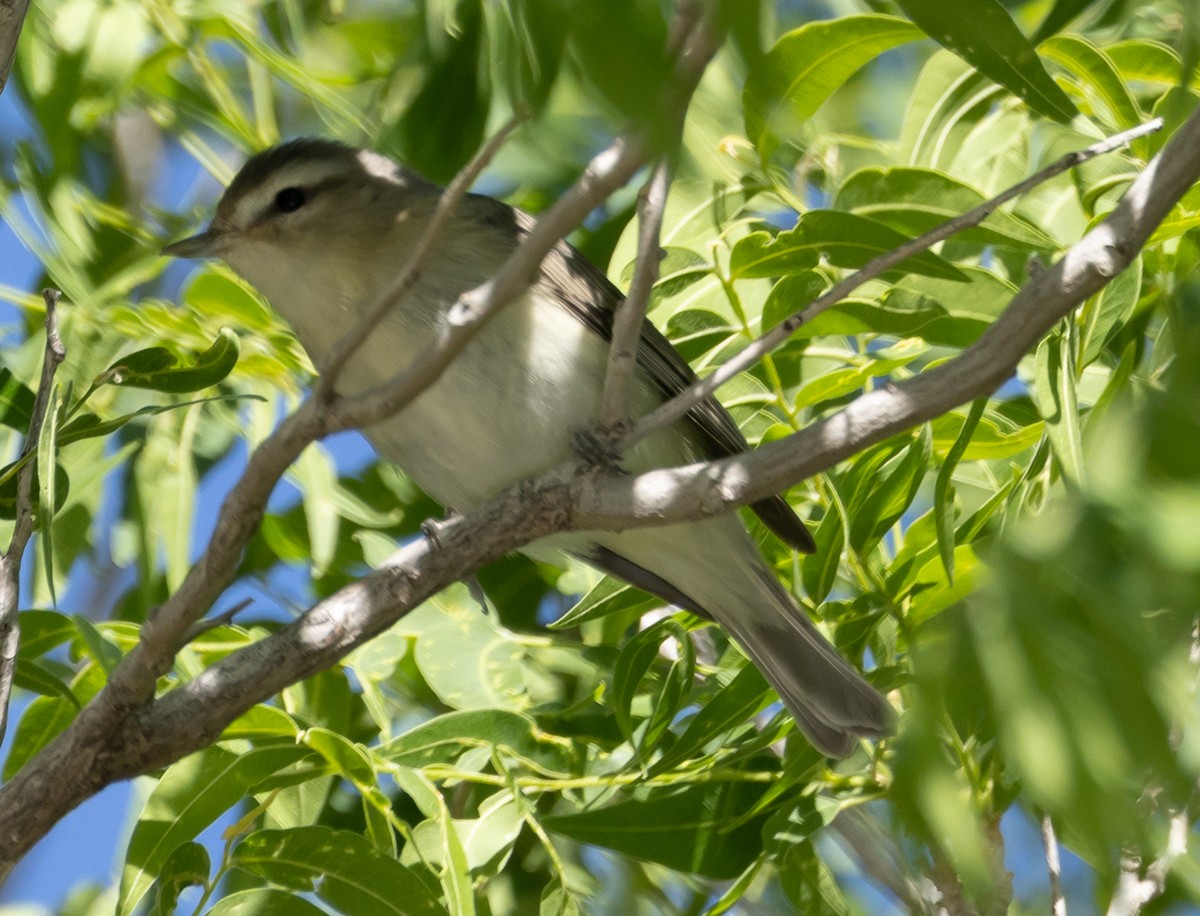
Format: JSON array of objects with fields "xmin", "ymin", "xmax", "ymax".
[
  {"xmin": 622, "ymin": 118, "xmax": 1164, "ymax": 451},
  {"xmin": 1041, "ymin": 813, "xmax": 1066, "ymax": 916},
  {"xmin": 314, "ymin": 112, "xmax": 527, "ymax": 395},
  {"xmin": 0, "ymin": 290, "xmax": 66, "ymax": 745},
  {"xmin": 182, "ymin": 597, "xmax": 253, "ymax": 644},
  {"xmin": 598, "ymin": 160, "xmax": 672, "ymax": 429}
]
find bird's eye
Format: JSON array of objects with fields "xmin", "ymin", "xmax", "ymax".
[{"xmin": 274, "ymin": 187, "xmax": 306, "ymax": 213}]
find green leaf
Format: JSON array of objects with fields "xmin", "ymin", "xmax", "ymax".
[
  {"xmin": 849, "ymin": 428, "xmax": 932, "ymax": 552},
  {"xmin": 390, "ymin": 0, "xmax": 490, "ymax": 183},
  {"xmin": 934, "ymin": 398, "xmax": 986, "ymax": 584},
  {"xmin": 734, "ymin": 212, "xmax": 966, "ymax": 283},
  {"xmin": 798, "ymin": 211, "xmax": 968, "ymax": 281},
  {"xmin": 149, "ymin": 842, "xmax": 209, "ymax": 916},
  {"xmin": 0, "ymin": 460, "xmax": 70, "ymax": 520},
  {"xmin": 232, "ymin": 827, "xmax": 445, "ymax": 916},
  {"xmin": 650, "ymin": 663, "xmax": 772, "ymax": 775},
  {"xmin": 103, "ymin": 328, "xmax": 240, "ymax": 393},
  {"xmin": 729, "ymin": 230, "xmax": 819, "ymax": 279},
  {"xmin": 899, "ymin": 50, "xmax": 1003, "ymax": 169},
  {"xmin": 1032, "ymin": 0, "xmax": 1105, "ymax": 43},
  {"xmin": 611, "ymin": 617, "xmax": 695, "ymax": 758},
  {"xmin": 3, "ymin": 663, "xmax": 104, "ymax": 779},
  {"xmin": 744, "ymin": 14, "xmax": 922, "ymax": 157},
  {"xmin": 1080, "ymin": 257, "xmax": 1142, "ymax": 366},
  {"xmin": 56, "ymin": 395, "xmax": 258, "ymax": 448},
  {"xmin": 412, "ymin": 589, "xmax": 527, "ymax": 710},
  {"xmin": 206, "ymin": 889, "xmax": 328, "ymax": 916},
  {"xmin": 1034, "ymin": 326, "xmax": 1085, "ymax": 486},
  {"xmin": 896, "ymin": 0, "xmax": 1078, "ymax": 122},
  {"xmin": 835, "ymin": 167, "xmax": 1059, "ymax": 250},
  {"xmin": 379, "ymin": 709, "xmax": 573, "ymax": 778},
  {"xmin": 12, "ymin": 658, "xmax": 80, "ymax": 706},
  {"xmin": 118, "ymin": 743, "xmax": 315, "ymax": 916},
  {"xmin": 484, "ymin": 0, "xmax": 568, "ymax": 114},
  {"xmin": 544, "ymin": 780, "xmax": 771, "ymax": 880},
  {"xmin": 549, "ymin": 575, "xmax": 658, "ymax": 629},
  {"xmin": 1039, "ymin": 36, "xmax": 1148, "ymax": 158},
  {"xmin": 802, "ymin": 492, "xmax": 849, "ymax": 605},
  {"xmin": 0, "ymin": 368, "xmax": 35, "ymax": 432},
  {"xmin": 16, "ymin": 609, "xmax": 75, "ymax": 659},
  {"xmin": 72, "ymin": 614, "xmax": 123, "ymax": 674}
]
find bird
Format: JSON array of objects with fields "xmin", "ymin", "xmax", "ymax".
[{"xmin": 164, "ymin": 138, "xmax": 893, "ymax": 756}]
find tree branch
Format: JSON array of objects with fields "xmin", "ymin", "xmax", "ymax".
[
  {"xmin": 1042, "ymin": 813, "xmax": 1067, "ymax": 916},
  {"xmin": 0, "ymin": 0, "xmax": 29, "ymax": 99},
  {"xmin": 597, "ymin": 160, "xmax": 672, "ymax": 430},
  {"xmin": 0, "ymin": 290, "xmax": 65, "ymax": 745},
  {"xmin": 574, "ymin": 109, "xmax": 1200, "ymax": 531},
  {"xmin": 622, "ymin": 118, "xmax": 1163, "ymax": 451}
]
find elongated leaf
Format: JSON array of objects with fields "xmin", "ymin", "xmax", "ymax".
[
  {"xmin": 0, "ymin": 368, "xmax": 35, "ymax": 432},
  {"xmin": 56, "ymin": 394, "xmax": 259, "ymax": 447},
  {"xmin": 849, "ymin": 427, "xmax": 932, "ymax": 552},
  {"xmin": 1034, "ymin": 326, "xmax": 1085, "ymax": 486},
  {"xmin": 12, "ymin": 658, "xmax": 80, "ymax": 706},
  {"xmin": 934, "ymin": 398, "xmax": 987, "ymax": 583},
  {"xmin": 1039, "ymin": 36, "xmax": 1148, "ymax": 158},
  {"xmin": 896, "ymin": 0, "xmax": 1078, "ymax": 122},
  {"xmin": 802, "ymin": 487, "xmax": 850, "ymax": 605},
  {"xmin": 734, "ymin": 212, "xmax": 966, "ymax": 282},
  {"xmin": 149, "ymin": 842, "xmax": 209, "ymax": 916},
  {"xmin": 550, "ymin": 575, "xmax": 657, "ymax": 629},
  {"xmin": 232, "ymin": 827, "xmax": 445, "ymax": 916},
  {"xmin": 413, "ymin": 599, "xmax": 527, "ymax": 710},
  {"xmin": 15, "ymin": 609, "xmax": 74, "ymax": 659},
  {"xmin": 1080, "ymin": 256, "xmax": 1142, "ymax": 366},
  {"xmin": 118, "ymin": 743, "xmax": 315, "ymax": 915},
  {"xmin": 1032, "ymin": 0, "xmax": 1106, "ymax": 43},
  {"xmin": 744, "ymin": 15, "xmax": 922, "ymax": 157},
  {"xmin": 899, "ymin": 50, "xmax": 1003, "ymax": 169},
  {"xmin": 105, "ymin": 328, "xmax": 240, "ymax": 393},
  {"xmin": 835, "ymin": 167, "xmax": 1058, "ymax": 250},
  {"xmin": 545, "ymin": 781, "xmax": 771, "ymax": 880},
  {"xmin": 650, "ymin": 663, "xmax": 772, "ymax": 775},
  {"xmin": 207, "ymin": 889, "xmax": 327, "ymax": 916},
  {"xmin": 379, "ymin": 709, "xmax": 573, "ymax": 777},
  {"xmin": 611, "ymin": 618, "xmax": 694, "ymax": 758}
]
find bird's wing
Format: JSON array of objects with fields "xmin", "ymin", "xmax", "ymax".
[{"xmin": 526, "ymin": 214, "xmax": 815, "ymax": 554}]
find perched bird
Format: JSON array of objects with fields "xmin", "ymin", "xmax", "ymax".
[{"xmin": 165, "ymin": 138, "xmax": 892, "ymax": 756}]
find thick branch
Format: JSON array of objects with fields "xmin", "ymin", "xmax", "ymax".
[{"xmin": 574, "ymin": 108, "xmax": 1200, "ymax": 530}]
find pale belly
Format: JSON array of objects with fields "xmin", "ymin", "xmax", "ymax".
[{"xmin": 295, "ymin": 287, "xmax": 695, "ymax": 511}]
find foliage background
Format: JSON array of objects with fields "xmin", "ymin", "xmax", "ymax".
[{"xmin": 0, "ymin": 0, "xmax": 1198, "ymax": 913}]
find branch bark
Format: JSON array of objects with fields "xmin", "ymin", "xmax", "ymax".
[{"xmin": 0, "ymin": 0, "xmax": 29, "ymax": 99}]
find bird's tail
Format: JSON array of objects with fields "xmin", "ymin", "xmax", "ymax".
[{"xmin": 703, "ymin": 564, "xmax": 893, "ymax": 758}]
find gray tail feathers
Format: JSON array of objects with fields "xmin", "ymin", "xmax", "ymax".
[{"xmin": 714, "ymin": 567, "xmax": 894, "ymax": 758}]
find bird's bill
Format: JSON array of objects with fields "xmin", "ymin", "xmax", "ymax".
[{"xmin": 162, "ymin": 228, "xmax": 223, "ymax": 259}]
